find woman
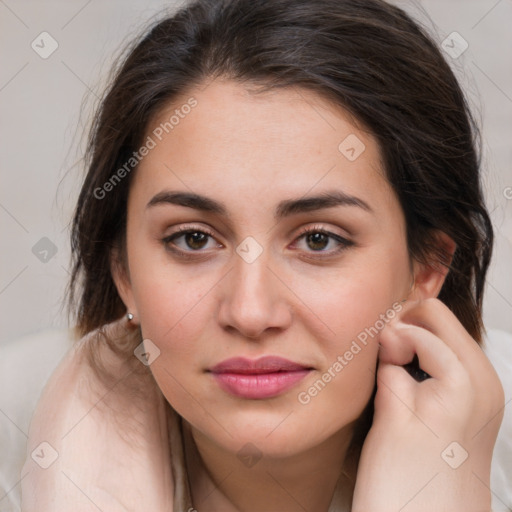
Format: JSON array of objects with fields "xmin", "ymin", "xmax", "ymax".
[{"xmin": 21, "ymin": 0, "xmax": 504, "ymax": 510}]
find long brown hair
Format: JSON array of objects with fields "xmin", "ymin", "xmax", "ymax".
[{"xmin": 66, "ymin": 0, "xmax": 493, "ymax": 503}]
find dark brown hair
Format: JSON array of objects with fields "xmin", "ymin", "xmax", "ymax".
[
  {"xmin": 67, "ymin": 0, "xmax": 493, "ymax": 499},
  {"xmin": 68, "ymin": 0, "xmax": 492, "ymax": 343}
]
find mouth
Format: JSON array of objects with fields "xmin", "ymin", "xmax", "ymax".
[{"xmin": 208, "ymin": 356, "xmax": 313, "ymax": 399}]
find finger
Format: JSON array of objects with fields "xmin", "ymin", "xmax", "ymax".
[
  {"xmin": 397, "ymin": 298, "xmax": 488, "ymax": 375},
  {"xmin": 376, "ymin": 361, "xmax": 417, "ymax": 395},
  {"xmin": 378, "ymin": 323, "xmax": 431, "ymax": 381},
  {"xmin": 381, "ymin": 322, "xmax": 466, "ymax": 385},
  {"xmin": 378, "ymin": 320, "xmax": 417, "ymax": 366}
]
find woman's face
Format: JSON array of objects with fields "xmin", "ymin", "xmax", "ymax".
[{"xmin": 116, "ymin": 79, "xmax": 413, "ymax": 458}]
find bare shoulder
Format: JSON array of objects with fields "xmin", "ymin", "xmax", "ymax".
[{"xmin": 20, "ymin": 318, "xmax": 174, "ymax": 511}]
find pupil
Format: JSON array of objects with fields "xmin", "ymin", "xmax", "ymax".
[
  {"xmin": 186, "ymin": 232, "xmax": 207, "ymax": 249},
  {"xmin": 307, "ymin": 232, "xmax": 328, "ymax": 250}
]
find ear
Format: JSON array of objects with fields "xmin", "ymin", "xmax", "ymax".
[
  {"xmin": 110, "ymin": 245, "xmax": 139, "ymax": 323},
  {"xmin": 409, "ymin": 231, "xmax": 456, "ymax": 301}
]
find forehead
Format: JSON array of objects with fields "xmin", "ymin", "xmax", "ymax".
[{"xmin": 130, "ymin": 78, "xmax": 396, "ymax": 217}]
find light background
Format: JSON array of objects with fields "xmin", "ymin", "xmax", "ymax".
[{"xmin": 1, "ymin": 0, "xmax": 511, "ymax": 346}]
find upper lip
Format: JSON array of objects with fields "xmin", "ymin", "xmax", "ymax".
[{"xmin": 209, "ymin": 356, "xmax": 311, "ymax": 374}]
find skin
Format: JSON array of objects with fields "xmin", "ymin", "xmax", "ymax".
[
  {"xmin": 353, "ymin": 299, "xmax": 504, "ymax": 511},
  {"xmin": 111, "ymin": 78, "xmax": 504, "ymax": 511}
]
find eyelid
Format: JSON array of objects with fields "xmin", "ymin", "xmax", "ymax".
[
  {"xmin": 168, "ymin": 224, "xmax": 218, "ymax": 239},
  {"xmin": 162, "ymin": 224, "xmax": 222, "ymax": 247},
  {"xmin": 295, "ymin": 223, "xmax": 348, "ymax": 239}
]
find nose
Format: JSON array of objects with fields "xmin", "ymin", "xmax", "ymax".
[{"xmin": 217, "ymin": 249, "xmax": 292, "ymax": 340}]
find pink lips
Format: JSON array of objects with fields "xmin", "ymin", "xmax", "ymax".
[{"xmin": 208, "ymin": 356, "xmax": 312, "ymax": 399}]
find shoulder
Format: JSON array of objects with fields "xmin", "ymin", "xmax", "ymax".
[{"xmin": 20, "ymin": 318, "xmax": 174, "ymax": 511}]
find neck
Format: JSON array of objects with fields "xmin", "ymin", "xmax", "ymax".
[{"xmin": 183, "ymin": 420, "xmax": 354, "ymax": 512}]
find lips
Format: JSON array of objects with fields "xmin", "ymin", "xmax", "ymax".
[{"xmin": 208, "ymin": 356, "xmax": 312, "ymax": 399}]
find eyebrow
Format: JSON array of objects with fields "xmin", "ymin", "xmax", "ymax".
[{"xmin": 146, "ymin": 189, "xmax": 372, "ymax": 219}]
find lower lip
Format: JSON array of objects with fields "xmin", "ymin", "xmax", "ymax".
[{"xmin": 210, "ymin": 370, "xmax": 311, "ymax": 399}]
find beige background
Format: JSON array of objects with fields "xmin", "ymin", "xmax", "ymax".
[{"xmin": 1, "ymin": 0, "xmax": 511, "ymax": 345}]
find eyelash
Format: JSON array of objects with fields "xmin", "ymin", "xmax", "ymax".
[{"xmin": 162, "ymin": 224, "xmax": 354, "ymax": 259}]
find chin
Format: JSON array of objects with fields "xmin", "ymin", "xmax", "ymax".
[{"xmin": 191, "ymin": 407, "xmax": 346, "ymax": 460}]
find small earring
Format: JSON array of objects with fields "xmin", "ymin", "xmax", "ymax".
[{"xmin": 126, "ymin": 312, "xmax": 134, "ymax": 321}]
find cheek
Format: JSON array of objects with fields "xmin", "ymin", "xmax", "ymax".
[
  {"xmin": 129, "ymin": 242, "xmax": 218, "ymax": 342},
  {"xmin": 292, "ymin": 264, "xmax": 401, "ymax": 348},
  {"xmin": 129, "ymin": 261, "xmax": 222, "ymax": 399},
  {"xmin": 284, "ymin": 335, "xmax": 379, "ymax": 450},
  {"xmin": 289, "ymin": 263, "xmax": 401, "ymax": 405},
  {"xmin": 304, "ymin": 343, "xmax": 379, "ymax": 423}
]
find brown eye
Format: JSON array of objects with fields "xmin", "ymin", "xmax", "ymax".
[
  {"xmin": 162, "ymin": 226, "xmax": 221, "ymax": 254},
  {"xmin": 306, "ymin": 232, "xmax": 329, "ymax": 251},
  {"xmin": 183, "ymin": 231, "xmax": 209, "ymax": 250},
  {"xmin": 292, "ymin": 226, "xmax": 354, "ymax": 256}
]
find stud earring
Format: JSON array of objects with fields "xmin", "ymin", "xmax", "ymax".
[{"xmin": 127, "ymin": 312, "xmax": 134, "ymax": 321}]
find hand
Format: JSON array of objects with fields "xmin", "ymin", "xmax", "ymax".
[
  {"xmin": 20, "ymin": 318, "xmax": 175, "ymax": 511},
  {"xmin": 352, "ymin": 298, "xmax": 504, "ymax": 512}
]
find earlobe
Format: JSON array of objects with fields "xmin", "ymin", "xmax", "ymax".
[
  {"xmin": 110, "ymin": 246, "xmax": 139, "ymax": 321},
  {"xmin": 408, "ymin": 231, "xmax": 456, "ymax": 301}
]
